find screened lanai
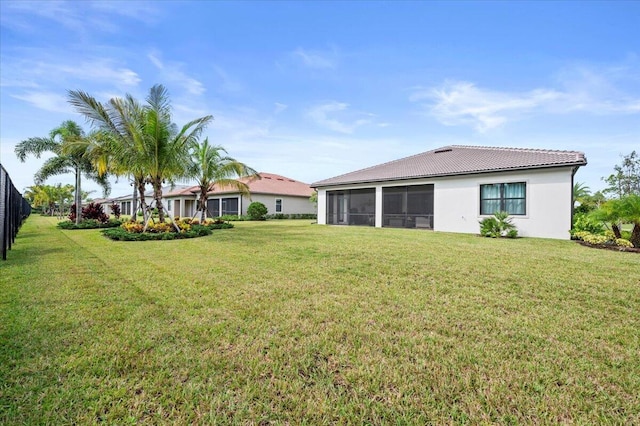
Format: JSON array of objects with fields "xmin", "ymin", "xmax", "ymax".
[{"xmin": 326, "ymin": 184, "xmax": 434, "ymax": 229}]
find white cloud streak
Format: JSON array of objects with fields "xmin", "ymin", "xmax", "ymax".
[
  {"xmin": 292, "ymin": 48, "xmax": 336, "ymax": 69},
  {"xmin": 307, "ymin": 102, "xmax": 374, "ymax": 134},
  {"xmin": 148, "ymin": 51, "xmax": 205, "ymax": 96}
]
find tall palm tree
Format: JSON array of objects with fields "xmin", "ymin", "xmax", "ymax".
[
  {"xmin": 140, "ymin": 85, "xmax": 213, "ymax": 223},
  {"xmin": 68, "ymin": 90, "xmax": 150, "ymax": 221},
  {"xmin": 187, "ymin": 137, "xmax": 259, "ymax": 222},
  {"xmin": 14, "ymin": 120, "xmax": 110, "ymax": 224}
]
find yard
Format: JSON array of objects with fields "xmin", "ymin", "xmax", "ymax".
[{"xmin": 1, "ymin": 215, "xmax": 638, "ymax": 424}]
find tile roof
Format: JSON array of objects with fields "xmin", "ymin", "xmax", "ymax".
[
  {"xmin": 206, "ymin": 172, "xmax": 313, "ymax": 197},
  {"xmin": 312, "ymin": 145, "xmax": 587, "ymax": 187}
]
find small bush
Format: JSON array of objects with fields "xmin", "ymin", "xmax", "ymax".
[
  {"xmin": 247, "ymin": 202, "xmax": 268, "ymax": 220},
  {"xmin": 479, "ymin": 212, "xmax": 517, "ymax": 238},
  {"xmin": 570, "ymin": 213, "xmax": 604, "ymax": 238},
  {"xmin": 265, "ymin": 213, "xmax": 317, "ymax": 220},
  {"xmin": 615, "ymin": 238, "xmax": 633, "ymax": 248},
  {"xmin": 69, "ymin": 202, "xmax": 109, "ymax": 223},
  {"xmin": 110, "ymin": 203, "xmax": 121, "ymax": 219},
  {"xmin": 121, "ymin": 222, "xmax": 144, "ymax": 233}
]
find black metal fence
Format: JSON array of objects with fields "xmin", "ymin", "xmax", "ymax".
[{"xmin": 1, "ymin": 165, "xmax": 31, "ymax": 260}]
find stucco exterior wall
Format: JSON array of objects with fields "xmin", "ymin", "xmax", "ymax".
[
  {"xmin": 246, "ymin": 194, "xmax": 316, "ymax": 215},
  {"xmin": 315, "ymin": 166, "xmax": 575, "ymax": 239}
]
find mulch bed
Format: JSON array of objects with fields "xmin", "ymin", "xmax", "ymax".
[{"xmin": 577, "ymin": 241, "xmax": 640, "ymax": 253}]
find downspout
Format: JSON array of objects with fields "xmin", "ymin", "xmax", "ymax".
[{"xmin": 570, "ymin": 166, "xmax": 579, "ymax": 234}]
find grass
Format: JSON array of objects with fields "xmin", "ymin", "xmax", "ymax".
[{"xmin": 1, "ymin": 215, "xmax": 639, "ymax": 424}]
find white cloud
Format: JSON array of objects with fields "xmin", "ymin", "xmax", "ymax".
[
  {"xmin": 415, "ymin": 64, "xmax": 640, "ymax": 132},
  {"xmin": 411, "ymin": 81, "xmax": 561, "ymax": 132},
  {"xmin": 307, "ymin": 102, "xmax": 379, "ymax": 134},
  {"xmin": 148, "ymin": 51, "xmax": 205, "ymax": 96},
  {"xmin": 1, "ymin": 57, "xmax": 140, "ymax": 89},
  {"xmin": 292, "ymin": 48, "xmax": 336, "ymax": 69},
  {"xmin": 11, "ymin": 91, "xmax": 73, "ymax": 113}
]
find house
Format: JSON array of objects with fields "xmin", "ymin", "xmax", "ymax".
[
  {"xmin": 311, "ymin": 145, "xmax": 587, "ymax": 239},
  {"xmin": 196, "ymin": 172, "xmax": 315, "ymax": 217},
  {"xmin": 99, "ymin": 173, "xmax": 315, "ymax": 219}
]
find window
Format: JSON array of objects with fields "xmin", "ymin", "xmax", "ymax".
[
  {"xmin": 480, "ymin": 182, "xmax": 526, "ymax": 215},
  {"xmin": 275, "ymin": 198, "xmax": 282, "ymax": 213},
  {"xmin": 167, "ymin": 200, "xmax": 172, "ymax": 211},
  {"xmin": 221, "ymin": 197, "xmax": 239, "ymax": 216}
]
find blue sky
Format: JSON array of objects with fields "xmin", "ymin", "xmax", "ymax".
[{"xmin": 1, "ymin": 1, "xmax": 639, "ymax": 198}]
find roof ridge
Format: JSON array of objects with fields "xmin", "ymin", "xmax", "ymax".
[{"xmin": 450, "ymin": 145, "xmax": 584, "ymax": 155}]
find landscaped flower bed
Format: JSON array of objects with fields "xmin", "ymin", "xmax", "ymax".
[{"xmin": 102, "ymin": 217, "xmax": 233, "ymax": 241}]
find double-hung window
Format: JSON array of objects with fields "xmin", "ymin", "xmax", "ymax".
[
  {"xmin": 480, "ymin": 182, "xmax": 526, "ymax": 215},
  {"xmin": 275, "ymin": 199, "xmax": 282, "ymax": 213}
]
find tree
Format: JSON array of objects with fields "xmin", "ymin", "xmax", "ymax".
[
  {"xmin": 70, "ymin": 84, "xmax": 213, "ymax": 225},
  {"xmin": 187, "ymin": 137, "xmax": 258, "ymax": 222},
  {"xmin": 68, "ymin": 90, "xmax": 150, "ymax": 222},
  {"xmin": 14, "ymin": 120, "xmax": 110, "ymax": 224},
  {"xmin": 617, "ymin": 195, "xmax": 640, "ymax": 247},
  {"xmin": 602, "ymin": 151, "xmax": 640, "ymax": 198}
]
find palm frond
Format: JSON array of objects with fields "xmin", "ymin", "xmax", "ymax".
[{"xmin": 14, "ymin": 137, "xmax": 59, "ymax": 161}]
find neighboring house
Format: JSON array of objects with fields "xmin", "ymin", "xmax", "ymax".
[
  {"xmin": 201, "ymin": 172, "xmax": 315, "ymax": 217},
  {"xmin": 99, "ymin": 185, "xmax": 193, "ymax": 217},
  {"xmin": 100, "ymin": 173, "xmax": 315, "ymax": 219},
  {"xmin": 312, "ymin": 145, "xmax": 587, "ymax": 239}
]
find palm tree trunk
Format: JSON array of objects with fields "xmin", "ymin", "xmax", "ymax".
[
  {"xmin": 630, "ymin": 223, "xmax": 640, "ymax": 248},
  {"xmin": 136, "ymin": 179, "xmax": 147, "ymax": 222},
  {"xmin": 75, "ymin": 166, "xmax": 82, "ymax": 224},
  {"xmin": 152, "ymin": 179, "xmax": 166, "ymax": 222},
  {"xmin": 199, "ymin": 191, "xmax": 207, "ymax": 223},
  {"xmin": 611, "ymin": 223, "xmax": 622, "ymax": 239},
  {"xmin": 131, "ymin": 185, "xmax": 137, "ymax": 221}
]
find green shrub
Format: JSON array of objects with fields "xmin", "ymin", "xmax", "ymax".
[
  {"xmin": 58, "ymin": 219, "xmax": 123, "ymax": 229},
  {"xmin": 247, "ymin": 202, "xmax": 268, "ymax": 220},
  {"xmin": 264, "ymin": 213, "xmax": 317, "ymax": 220},
  {"xmin": 571, "ymin": 213, "xmax": 604, "ymax": 238},
  {"xmin": 479, "ymin": 212, "xmax": 517, "ymax": 238}
]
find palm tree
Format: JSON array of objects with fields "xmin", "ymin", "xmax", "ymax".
[
  {"xmin": 14, "ymin": 120, "xmax": 110, "ymax": 224},
  {"xmin": 140, "ymin": 85, "xmax": 213, "ymax": 223},
  {"xmin": 68, "ymin": 90, "xmax": 150, "ymax": 221},
  {"xmin": 70, "ymin": 84, "xmax": 213, "ymax": 225},
  {"xmin": 187, "ymin": 137, "xmax": 259, "ymax": 222},
  {"xmin": 573, "ymin": 182, "xmax": 591, "ymax": 201}
]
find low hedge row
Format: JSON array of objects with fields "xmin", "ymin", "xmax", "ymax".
[{"xmin": 58, "ymin": 219, "xmax": 124, "ymax": 229}]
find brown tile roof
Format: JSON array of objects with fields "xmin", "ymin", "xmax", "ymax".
[
  {"xmin": 312, "ymin": 145, "xmax": 587, "ymax": 187},
  {"xmin": 204, "ymin": 172, "xmax": 313, "ymax": 197}
]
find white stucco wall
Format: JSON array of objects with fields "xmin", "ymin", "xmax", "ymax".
[
  {"xmin": 315, "ymin": 166, "xmax": 576, "ymax": 239},
  {"xmin": 246, "ymin": 194, "xmax": 315, "ymax": 215}
]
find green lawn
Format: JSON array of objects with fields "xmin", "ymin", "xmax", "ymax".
[{"xmin": 1, "ymin": 216, "xmax": 639, "ymax": 424}]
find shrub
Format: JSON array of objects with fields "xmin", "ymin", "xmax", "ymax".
[
  {"xmin": 148, "ymin": 222, "xmax": 172, "ymax": 233},
  {"xmin": 247, "ymin": 202, "xmax": 268, "ymax": 220},
  {"xmin": 110, "ymin": 203, "xmax": 121, "ymax": 219},
  {"xmin": 479, "ymin": 212, "xmax": 517, "ymax": 238},
  {"xmin": 121, "ymin": 222, "xmax": 144, "ymax": 233},
  {"xmin": 57, "ymin": 219, "xmax": 123, "ymax": 230},
  {"xmin": 615, "ymin": 238, "xmax": 633, "ymax": 248},
  {"xmin": 570, "ymin": 213, "xmax": 604, "ymax": 238},
  {"xmin": 69, "ymin": 202, "xmax": 109, "ymax": 223}
]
